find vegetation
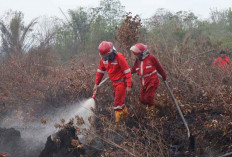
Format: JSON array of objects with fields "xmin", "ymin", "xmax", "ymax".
[{"xmin": 0, "ymin": 0, "xmax": 232, "ymax": 156}]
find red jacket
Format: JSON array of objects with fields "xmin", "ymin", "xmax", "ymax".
[
  {"xmin": 213, "ymin": 56, "xmax": 230, "ymax": 68},
  {"xmin": 95, "ymin": 52, "xmax": 132, "ymax": 87},
  {"xmin": 131, "ymin": 54, "xmax": 166, "ymax": 86}
]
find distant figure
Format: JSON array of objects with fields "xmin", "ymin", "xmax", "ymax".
[{"xmin": 213, "ymin": 50, "xmax": 230, "ymax": 69}]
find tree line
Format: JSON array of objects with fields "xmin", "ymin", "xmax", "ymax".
[{"xmin": 0, "ymin": 0, "xmax": 231, "ymax": 62}]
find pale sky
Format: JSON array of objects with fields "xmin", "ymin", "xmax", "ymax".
[{"xmin": 0, "ymin": 0, "xmax": 232, "ymax": 23}]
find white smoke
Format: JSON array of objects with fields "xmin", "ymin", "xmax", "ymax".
[{"xmin": 0, "ymin": 98, "xmax": 96, "ymax": 152}]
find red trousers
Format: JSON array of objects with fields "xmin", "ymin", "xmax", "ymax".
[
  {"xmin": 139, "ymin": 81, "xmax": 158, "ymax": 106},
  {"xmin": 113, "ymin": 81, "xmax": 126, "ymax": 111}
]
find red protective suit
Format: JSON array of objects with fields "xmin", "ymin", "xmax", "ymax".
[
  {"xmin": 213, "ymin": 56, "xmax": 230, "ymax": 68},
  {"xmin": 95, "ymin": 52, "xmax": 132, "ymax": 110},
  {"xmin": 131, "ymin": 54, "xmax": 167, "ymax": 106}
]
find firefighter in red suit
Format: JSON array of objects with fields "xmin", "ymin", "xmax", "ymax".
[
  {"xmin": 213, "ymin": 50, "xmax": 230, "ymax": 70},
  {"xmin": 130, "ymin": 43, "xmax": 167, "ymax": 119},
  {"xmin": 93, "ymin": 41, "xmax": 132, "ymax": 123}
]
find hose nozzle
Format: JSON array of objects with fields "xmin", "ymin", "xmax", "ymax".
[{"xmin": 92, "ymin": 94, "xmax": 96, "ymax": 99}]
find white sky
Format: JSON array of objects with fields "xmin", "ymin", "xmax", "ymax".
[{"xmin": 0, "ymin": 0, "xmax": 231, "ymax": 23}]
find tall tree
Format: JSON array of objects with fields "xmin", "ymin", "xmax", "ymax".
[
  {"xmin": 68, "ymin": 8, "xmax": 89, "ymax": 44},
  {"xmin": 85, "ymin": 0, "xmax": 126, "ymax": 52},
  {"xmin": 90, "ymin": 0, "xmax": 125, "ymax": 36},
  {"xmin": 0, "ymin": 11, "xmax": 37, "ymax": 58},
  {"xmin": 34, "ymin": 16, "xmax": 60, "ymax": 48},
  {"xmin": 98, "ymin": 0, "xmax": 125, "ymax": 28},
  {"xmin": 55, "ymin": 7, "xmax": 91, "ymax": 62}
]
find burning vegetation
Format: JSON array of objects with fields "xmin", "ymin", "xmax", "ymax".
[{"xmin": 0, "ymin": 1, "xmax": 232, "ymax": 157}]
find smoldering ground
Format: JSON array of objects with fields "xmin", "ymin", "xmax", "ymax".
[{"xmin": 0, "ymin": 98, "xmax": 95, "ymax": 157}]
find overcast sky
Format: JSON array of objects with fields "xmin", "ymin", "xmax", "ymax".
[{"xmin": 0, "ymin": 0, "xmax": 231, "ymax": 23}]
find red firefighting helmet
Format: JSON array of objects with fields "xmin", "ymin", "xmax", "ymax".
[
  {"xmin": 130, "ymin": 43, "xmax": 148, "ymax": 56},
  {"xmin": 98, "ymin": 41, "xmax": 113, "ymax": 56}
]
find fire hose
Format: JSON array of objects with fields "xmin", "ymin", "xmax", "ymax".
[
  {"xmin": 92, "ymin": 77, "xmax": 109, "ymax": 98},
  {"xmin": 158, "ymin": 74, "xmax": 194, "ymax": 151},
  {"xmin": 91, "ymin": 74, "xmax": 195, "ymax": 151}
]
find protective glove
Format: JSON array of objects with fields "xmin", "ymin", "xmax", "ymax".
[
  {"xmin": 126, "ymin": 87, "xmax": 132, "ymax": 95},
  {"xmin": 92, "ymin": 84, "xmax": 98, "ymax": 98}
]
